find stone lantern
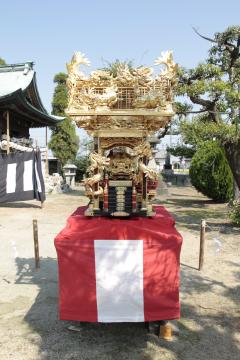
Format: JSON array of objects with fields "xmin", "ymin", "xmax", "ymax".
[{"xmin": 63, "ymin": 163, "xmax": 77, "ymax": 188}]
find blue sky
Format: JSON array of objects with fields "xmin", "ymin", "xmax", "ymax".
[{"xmin": 1, "ymin": 0, "xmax": 240, "ymax": 145}]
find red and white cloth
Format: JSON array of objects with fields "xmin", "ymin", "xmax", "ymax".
[{"xmin": 55, "ymin": 206, "xmax": 182, "ymax": 322}]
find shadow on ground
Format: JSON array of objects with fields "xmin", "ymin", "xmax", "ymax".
[
  {"xmin": 0, "ymin": 201, "xmax": 41, "ymax": 209},
  {"xmin": 62, "ymin": 189, "xmax": 86, "ymax": 197},
  {"xmin": 14, "ymin": 257, "xmax": 240, "ymax": 360},
  {"xmin": 153, "ymin": 190, "xmax": 239, "ymax": 234}
]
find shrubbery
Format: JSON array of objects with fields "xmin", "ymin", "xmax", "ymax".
[
  {"xmin": 74, "ymin": 156, "xmax": 89, "ymax": 181},
  {"xmin": 229, "ymin": 200, "xmax": 240, "ymax": 225},
  {"xmin": 189, "ymin": 141, "xmax": 233, "ymax": 202}
]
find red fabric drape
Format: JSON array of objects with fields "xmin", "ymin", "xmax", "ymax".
[{"xmin": 55, "ymin": 206, "xmax": 182, "ymax": 322}]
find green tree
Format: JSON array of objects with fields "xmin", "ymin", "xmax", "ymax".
[
  {"xmin": 101, "ymin": 59, "xmax": 134, "ymax": 77},
  {"xmin": 48, "ymin": 72, "xmax": 79, "ymax": 167},
  {"xmin": 176, "ymin": 26, "xmax": 240, "ymax": 197},
  {"xmin": 190, "ymin": 141, "xmax": 233, "ymax": 201},
  {"xmin": 0, "ymin": 58, "xmax": 6, "ymax": 65},
  {"xmin": 167, "ymin": 144, "xmax": 196, "ymax": 158},
  {"xmin": 51, "ymin": 73, "xmax": 68, "ymax": 114},
  {"xmin": 74, "ymin": 156, "xmax": 90, "ymax": 181}
]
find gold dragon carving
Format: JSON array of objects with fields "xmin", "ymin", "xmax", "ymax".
[
  {"xmin": 83, "ymin": 153, "xmax": 110, "ymax": 198},
  {"xmin": 66, "ymin": 50, "xmax": 178, "ymax": 114},
  {"xmin": 133, "ymin": 141, "xmax": 153, "ymax": 159},
  {"xmin": 132, "ymin": 141, "xmax": 158, "ymax": 183},
  {"xmin": 139, "ymin": 163, "xmax": 158, "ymax": 181},
  {"xmin": 88, "ymin": 152, "xmax": 110, "ymax": 172}
]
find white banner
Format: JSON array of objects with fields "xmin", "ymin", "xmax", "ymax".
[{"xmin": 94, "ymin": 240, "xmax": 144, "ymax": 322}]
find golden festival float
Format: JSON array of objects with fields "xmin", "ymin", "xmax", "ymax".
[{"xmin": 66, "ymin": 51, "xmax": 178, "ymax": 217}]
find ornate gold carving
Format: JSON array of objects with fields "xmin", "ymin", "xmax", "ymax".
[
  {"xmin": 74, "ymin": 115, "xmax": 171, "ymax": 135},
  {"xmin": 66, "ymin": 50, "xmax": 178, "ymax": 121},
  {"xmin": 66, "ymin": 51, "xmax": 178, "ymax": 217},
  {"xmin": 66, "ymin": 52, "xmax": 91, "ymax": 110},
  {"xmin": 116, "ymin": 186, "xmax": 127, "ymax": 192},
  {"xmin": 97, "ymin": 116, "xmax": 144, "ymax": 130},
  {"xmin": 109, "ymin": 153, "xmax": 136, "ymax": 177},
  {"xmin": 116, "ymin": 196, "xmax": 125, "ymax": 201},
  {"xmin": 85, "ymin": 185, "xmax": 104, "ymax": 197},
  {"xmin": 154, "ymin": 51, "xmax": 178, "ymax": 101},
  {"xmin": 132, "ymin": 66, "xmax": 153, "ymax": 87},
  {"xmin": 154, "ymin": 51, "xmax": 178, "ymax": 82},
  {"xmin": 78, "ymin": 86, "xmax": 118, "ymax": 110},
  {"xmin": 88, "ymin": 152, "xmax": 110, "ymax": 172},
  {"xmin": 90, "ymin": 70, "xmax": 113, "ymax": 86},
  {"xmin": 111, "ymin": 211, "xmax": 130, "ymax": 217},
  {"xmin": 83, "ymin": 173, "xmax": 102, "ymax": 188},
  {"xmin": 139, "ymin": 162, "xmax": 158, "ymax": 180},
  {"xmin": 109, "ymin": 180, "xmax": 132, "ymax": 187},
  {"xmin": 100, "ymin": 137, "xmax": 142, "ymax": 150},
  {"xmin": 66, "ymin": 52, "xmax": 91, "ymax": 80},
  {"xmin": 83, "ymin": 152, "xmax": 110, "ymax": 200},
  {"xmin": 132, "ymin": 88, "xmax": 166, "ymax": 109},
  {"xmin": 133, "ymin": 141, "xmax": 153, "ymax": 159}
]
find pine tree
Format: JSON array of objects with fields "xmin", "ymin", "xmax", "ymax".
[
  {"xmin": 176, "ymin": 26, "xmax": 240, "ymax": 197},
  {"xmin": 48, "ymin": 72, "xmax": 79, "ymax": 167}
]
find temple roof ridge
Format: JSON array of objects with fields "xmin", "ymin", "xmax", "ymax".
[
  {"xmin": 0, "ymin": 61, "xmax": 64, "ymax": 127},
  {"xmin": 0, "ymin": 61, "xmax": 34, "ymax": 73},
  {"xmin": 0, "ymin": 64, "xmax": 34, "ymax": 97}
]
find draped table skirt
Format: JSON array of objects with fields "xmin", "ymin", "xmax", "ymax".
[{"xmin": 54, "ymin": 206, "xmax": 182, "ymax": 323}]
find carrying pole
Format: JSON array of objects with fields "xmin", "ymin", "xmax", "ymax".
[{"xmin": 199, "ymin": 220, "xmax": 206, "ymax": 271}]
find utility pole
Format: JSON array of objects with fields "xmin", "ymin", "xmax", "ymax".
[{"xmin": 45, "ymin": 126, "xmax": 49, "ymax": 176}]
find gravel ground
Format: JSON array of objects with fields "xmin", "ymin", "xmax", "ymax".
[{"xmin": 0, "ymin": 186, "xmax": 239, "ymax": 360}]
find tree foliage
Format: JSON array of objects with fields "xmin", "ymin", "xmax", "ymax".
[
  {"xmin": 48, "ymin": 72, "xmax": 79, "ymax": 167},
  {"xmin": 49, "ymin": 119, "xmax": 79, "ymax": 167},
  {"xmin": 190, "ymin": 141, "xmax": 233, "ymax": 202},
  {"xmin": 167, "ymin": 144, "xmax": 196, "ymax": 158},
  {"xmin": 51, "ymin": 72, "xmax": 68, "ymax": 115},
  {"xmin": 0, "ymin": 58, "xmax": 6, "ymax": 65},
  {"xmin": 101, "ymin": 59, "xmax": 134, "ymax": 77},
  {"xmin": 229, "ymin": 199, "xmax": 240, "ymax": 225},
  {"xmin": 74, "ymin": 156, "xmax": 90, "ymax": 181},
  {"xmin": 175, "ymin": 26, "xmax": 240, "ymax": 194}
]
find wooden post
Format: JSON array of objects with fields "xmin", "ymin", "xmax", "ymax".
[
  {"xmin": 45, "ymin": 126, "xmax": 49, "ymax": 176},
  {"xmin": 141, "ymin": 155, "xmax": 147, "ymax": 211},
  {"xmin": 6, "ymin": 110, "xmax": 10, "ymax": 154},
  {"xmin": 199, "ymin": 220, "xmax": 206, "ymax": 271},
  {"xmin": 93, "ymin": 137, "xmax": 99, "ymax": 211},
  {"xmin": 33, "ymin": 219, "xmax": 40, "ymax": 269}
]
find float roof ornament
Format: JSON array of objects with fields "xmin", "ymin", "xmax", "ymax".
[
  {"xmin": 66, "ymin": 51, "xmax": 178, "ymax": 137},
  {"xmin": 65, "ymin": 51, "xmax": 178, "ymax": 217}
]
